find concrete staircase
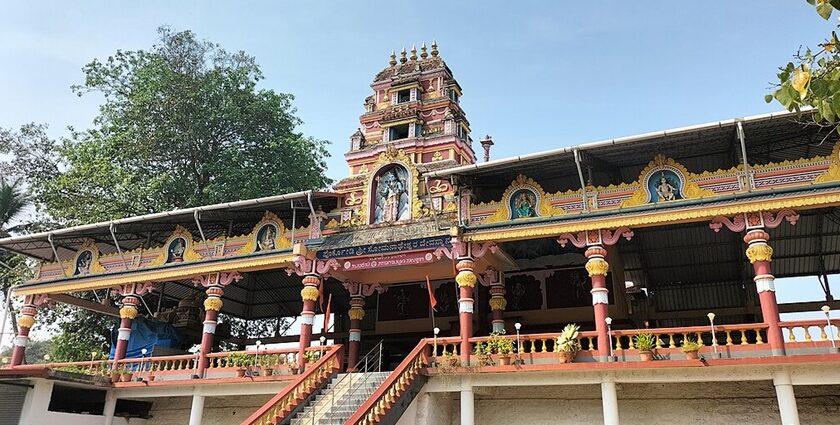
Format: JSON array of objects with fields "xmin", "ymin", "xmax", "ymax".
[{"xmin": 289, "ymin": 371, "xmax": 390, "ymax": 425}]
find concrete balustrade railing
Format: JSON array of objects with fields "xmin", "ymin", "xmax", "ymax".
[
  {"xmin": 780, "ymin": 318, "xmax": 840, "ymax": 344},
  {"xmin": 610, "ymin": 323, "xmax": 770, "ymax": 351},
  {"xmin": 4, "ymin": 346, "xmax": 315, "ymax": 382}
]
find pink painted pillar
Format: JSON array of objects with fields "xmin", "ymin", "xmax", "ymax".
[
  {"xmin": 10, "ymin": 301, "xmax": 38, "ymax": 366},
  {"xmin": 197, "ymin": 285, "xmax": 224, "ymax": 377},
  {"xmin": 114, "ymin": 295, "xmax": 140, "ymax": 362},
  {"xmin": 456, "ymin": 257, "xmax": 476, "ymax": 364},
  {"xmin": 346, "ymin": 295, "xmax": 365, "ymax": 371},
  {"xmin": 585, "ymin": 245, "xmax": 611, "ymax": 361},
  {"xmin": 744, "ymin": 229, "xmax": 785, "ymax": 356},
  {"xmin": 298, "ymin": 273, "xmax": 321, "ymax": 371}
]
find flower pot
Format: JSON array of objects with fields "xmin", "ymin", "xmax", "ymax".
[
  {"xmin": 685, "ymin": 350, "xmax": 699, "ymax": 360},
  {"xmin": 236, "ymin": 368, "xmax": 246, "ymax": 378},
  {"xmin": 110, "ymin": 372, "xmax": 120, "ymax": 383},
  {"xmin": 121, "ymin": 373, "xmax": 133, "ymax": 382},
  {"xmin": 264, "ymin": 368, "xmax": 274, "ymax": 376},
  {"xmin": 558, "ymin": 351, "xmax": 575, "ymax": 364},
  {"xmin": 639, "ymin": 351, "xmax": 654, "ymax": 361},
  {"xmin": 499, "ymin": 355, "xmax": 511, "ymax": 366}
]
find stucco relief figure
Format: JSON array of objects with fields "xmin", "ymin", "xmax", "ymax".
[
  {"xmin": 74, "ymin": 251, "xmax": 92, "ymax": 276},
  {"xmin": 373, "ymin": 166, "xmax": 410, "ymax": 224},
  {"xmin": 651, "ymin": 170, "xmax": 683, "ymax": 203},
  {"xmin": 256, "ymin": 224, "xmax": 276, "ymax": 252},
  {"xmin": 510, "ymin": 189, "xmax": 537, "ymax": 219},
  {"xmin": 168, "ymin": 238, "xmax": 186, "ymax": 262}
]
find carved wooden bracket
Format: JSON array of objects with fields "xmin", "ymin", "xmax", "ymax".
[
  {"xmin": 111, "ymin": 282, "xmax": 156, "ymax": 297},
  {"xmin": 343, "ymin": 281, "xmax": 387, "ymax": 297},
  {"xmin": 191, "ymin": 271, "xmax": 244, "ymax": 288},
  {"xmin": 287, "ymin": 255, "xmax": 340, "ymax": 277},
  {"xmin": 710, "ymin": 209, "xmax": 799, "ymax": 233},
  {"xmin": 558, "ymin": 227, "xmax": 634, "ymax": 248},
  {"xmin": 434, "ymin": 239, "xmax": 498, "ymax": 260}
]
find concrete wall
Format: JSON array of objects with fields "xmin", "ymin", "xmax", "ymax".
[
  {"xmin": 145, "ymin": 394, "xmax": 273, "ymax": 425},
  {"xmin": 399, "ymin": 382, "xmax": 840, "ymax": 425}
]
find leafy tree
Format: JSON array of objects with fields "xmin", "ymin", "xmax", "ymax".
[
  {"xmin": 767, "ymin": 1, "xmax": 840, "ymax": 128},
  {"xmin": 0, "ymin": 27, "xmax": 330, "ymax": 358},
  {"xmin": 3, "ymin": 27, "xmax": 330, "ymax": 225},
  {"xmin": 0, "ymin": 178, "xmax": 33, "ymax": 351}
]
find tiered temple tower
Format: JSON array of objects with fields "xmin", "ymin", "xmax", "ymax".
[{"xmin": 330, "ymin": 42, "xmax": 472, "ymax": 227}]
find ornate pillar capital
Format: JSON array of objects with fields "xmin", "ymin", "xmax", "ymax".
[{"xmin": 191, "ymin": 271, "xmax": 243, "ymax": 289}]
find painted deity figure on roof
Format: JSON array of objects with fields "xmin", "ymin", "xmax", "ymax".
[
  {"xmin": 510, "ymin": 189, "xmax": 537, "ymax": 219},
  {"xmin": 257, "ymin": 224, "xmax": 277, "ymax": 252},
  {"xmin": 655, "ymin": 172, "xmax": 678, "ymax": 202},
  {"xmin": 373, "ymin": 166, "xmax": 410, "ymax": 224}
]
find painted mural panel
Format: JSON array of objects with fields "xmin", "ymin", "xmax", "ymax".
[
  {"xmin": 377, "ymin": 283, "xmax": 429, "ymax": 321},
  {"xmin": 545, "ymin": 268, "xmax": 614, "ymax": 308},
  {"xmin": 504, "ymin": 273, "xmax": 544, "ymax": 311}
]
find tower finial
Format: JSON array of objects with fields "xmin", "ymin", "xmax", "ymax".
[
  {"xmin": 431, "ymin": 40, "xmax": 439, "ymax": 57},
  {"xmin": 400, "ymin": 47, "xmax": 407, "ymax": 64},
  {"xmin": 389, "ymin": 51, "xmax": 397, "ymax": 66},
  {"xmin": 420, "ymin": 42, "xmax": 428, "ymax": 59},
  {"xmin": 410, "ymin": 45, "xmax": 418, "ymax": 61}
]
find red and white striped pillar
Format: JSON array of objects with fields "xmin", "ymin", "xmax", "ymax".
[
  {"xmin": 298, "ymin": 273, "xmax": 321, "ymax": 371},
  {"xmin": 10, "ymin": 295, "xmax": 48, "ymax": 366},
  {"xmin": 585, "ymin": 245, "xmax": 611, "ymax": 360},
  {"xmin": 114, "ymin": 294, "xmax": 139, "ymax": 362},
  {"xmin": 711, "ymin": 209, "xmax": 798, "ymax": 357},
  {"xmin": 744, "ymin": 229, "xmax": 785, "ymax": 356},
  {"xmin": 489, "ymin": 282, "xmax": 507, "ymax": 334},
  {"xmin": 455, "ymin": 256, "xmax": 477, "ymax": 364},
  {"xmin": 193, "ymin": 271, "xmax": 242, "ymax": 377},
  {"xmin": 559, "ymin": 228, "xmax": 634, "ymax": 362},
  {"xmin": 347, "ymin": 295, "xmax": 365, "ymax": 370}
]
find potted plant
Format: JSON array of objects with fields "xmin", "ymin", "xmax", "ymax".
[
  {"xmin": 119, "ymin": 365, "xmax": 133, "ymax": 382},
  {"xmin": 487, "ymin": 332, "xmax": 515, "ymax": 365},
  {"xmin": 473, "ymin": 342, "xmax": 495, "ymax": 367},
  {"xmin": 261, "ymin": 354, "xmax": 277, "ymax": 376},
  {"xmin": 634, "ymin": 332, "xmax": 657, "ymax": 361},
  {"xmin": 681, "ymin": 338, "xmax": 703, "ymax": 360},
  {"xmin": 228, "ymin": 352, "xmax": 251, "ymax": 377},
  {"xmin": 556, "ymin": 324, "xmax": 581, "ymax": 363},
  {"xmin": 108, "ymin": 363, "xmax": 121, "ymax": 383},
  {"xmin": 443, "ymin": 350, "xmax": 459, "ymax": 368},
  {"xmin": 147, "ymin": 362, "xmax": 157, "ymax": 382}
]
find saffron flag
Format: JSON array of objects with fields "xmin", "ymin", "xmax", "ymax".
[
  {"xmin": 323, "ymin": 293, "xmax": 333, "ymax": 334},
  {"xmin": 426, "ymin": 276, "xmax": 438, "ymax": 311}
]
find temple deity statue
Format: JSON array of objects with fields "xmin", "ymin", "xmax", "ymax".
[
  {"xmin": 374, "ymin": 166, "xmax": 409, "ymax": 223},
  {"xmin": 656, "ymin": 173, "xmax": 678, "ymax": 201}
]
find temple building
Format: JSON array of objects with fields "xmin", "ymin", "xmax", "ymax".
[{"xmin": 1, "ymin": 43, "xmax": 839, "ymax": 425}]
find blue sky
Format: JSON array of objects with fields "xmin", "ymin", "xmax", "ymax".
[{"xmin": 0, "ymin": 2, "xmax": 836, "ymax": 322}]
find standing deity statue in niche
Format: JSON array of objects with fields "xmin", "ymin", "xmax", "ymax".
[
  {"xmin": 373, "ymin": 166, "xmax": 410, "ymax": 224},
  {"xmin": 655, "ymin": 172, "xmax": 678, "ymax": 202}
]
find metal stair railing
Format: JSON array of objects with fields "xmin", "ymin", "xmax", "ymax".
[{"xmin": 299, "ymin": 340, "xmax": 384, "ymax": 425}]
